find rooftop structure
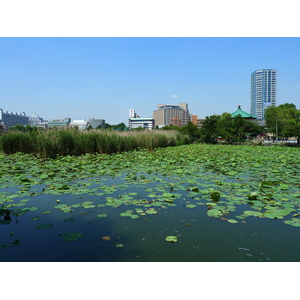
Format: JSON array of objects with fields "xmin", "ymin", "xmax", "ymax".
[{"xmin": 231, "ymin": 105, "xmax": 257, "ymax": 119}]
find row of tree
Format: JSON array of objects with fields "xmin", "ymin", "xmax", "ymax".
[
  {"xmin": 162, "ymin": 114, "xmax": 261, "ymax": 144},
  {"xmin": 162, "ymin": 103, "xmax": 300, "ymax": 144},
  {"xmin": 5, "ymin": 103, "xmax": 300, "ymax": 144}
]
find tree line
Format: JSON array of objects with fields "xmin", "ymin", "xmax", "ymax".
[{"xmin": 4, "ymin": 103, "xmax": 300, "ymax": 144}]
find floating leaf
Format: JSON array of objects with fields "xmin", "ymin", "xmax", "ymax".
[
  {"xmin": 227, "ymin": 219, "xmax": 238, "ymax": 224},
  {"xmin": 145, "ymin": 209, "xmax": 158, "ymax": 215},
  {"xmin": 102, "ymin": 236, "xmax": 111, "ymax": 241},
  {"xmin": 115, "ymin": 243, "xmax": 124, "ymax": 248},
  {"xmin": 97, "ymin": 214, "xmax": 107, "ymax": 218},
  {"xmin": 165, "ymin": 236, "xmax": 178, "ymax": 243},
  {"xmin": 36, "ymin": 224, "xmax": 53, "ymax": 230},
  {"xmin": 186, "ymin": 204, "xmax": 197, "ymax": 208},
  {"xmin": 59, "ymin": 232, "xmax": 83, "ymax": 242}
]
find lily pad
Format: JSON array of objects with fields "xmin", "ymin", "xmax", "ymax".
[
  {"xmin": 36, "ymin": 224, "xmax": 53, "ymax": 230},
  {"xmin": 186, "ymin": 204, "xmax": 197, "ymax": 208},
  {"xmin": 145, "ymin": 209, "xmax": 158, "ymax": 215},
  {"xmin": 97, "ymin": 214, "xmax": 107, "ymax": 218},
  {"xmin": 59, "ymin": 232, "xmax": 83, "ymax": 242},
  {"xmin": 227, "ymin": 219, "xmax": 238, "ymax": 224},
  {"xmin": 165, "ymin": 236, "xmax": 178, "ymax": 243}
]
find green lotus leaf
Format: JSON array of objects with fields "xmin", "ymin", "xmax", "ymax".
[
  {"xmin": 186, "ymin": 204, "xmax": 197, "ymax": 208},
  {"xmin": 42, "ymin": 210, "xmax": 51, "ymax": 214},
  {"xmin": 59, "ymin": 232, "xmax": 83, "ymax": 242},
  {"xmin": 165, "ymin": 236, "xmax": 178, "ymax": 242},
  {"xmin": 284, "ymin": 219, "xmax": 300, "ymax": 227},
  {"xmin": 31, "ymin": 216, "xmax": 42, "ymax": 221},
  {"xmin": 83, "ymin": 205, "xmax": 96, "ymax": 209},
  {"xmin": 97, "ymin": 214, "xmax": 107, "ymax": 218},
  {"xmin": 227, "ymin": 219, "xmax": 238, "ymax": 224},
  {"xmin": 162, "ymin": 192, "xmax": 175, "ymax": 198},
  {"xmin": 36, "ymin": 224, "xmax": 53, "ymax": 230},
  {"xmin": 20, "ymin": 199, "xmax": 30, "ymax": 202},
  {"xmin": 130, "ymin": 214, "xmax": 140, "ymax": 219},
  {"xmin": 207, "ymin": 209, "xmax": 223, "ymax": 217},
  {"xmin": 145, "ymin": 209, "xmax": 158, "ymax": 215},
  {"xmin": 244, "ymin": 210, "xmax": 263, "ymax": 217},
  {"xmin": 115, "ymin": 243, "xmax": 124, "ymax": 248},
  {"xmin": 210, "ymin": 191, "xmax": 221, "ymax": 201}
]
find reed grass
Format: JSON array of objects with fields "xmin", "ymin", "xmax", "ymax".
[{"xmin": 0, "ymin": 128, "xmax": 191, "ymax": 158}]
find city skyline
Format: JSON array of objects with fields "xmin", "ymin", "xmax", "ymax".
[{"xmin": 1, "ymin": 38, "xmax": 300, "ymax": 124}]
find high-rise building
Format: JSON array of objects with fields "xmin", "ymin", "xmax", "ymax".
[
  {"xmin": 153, "ymin": 103, "xmax": 190, "ymax": 127},
  {"xmin": 250, "ymin": 69, "xmax": 277, "ymax": 119}
]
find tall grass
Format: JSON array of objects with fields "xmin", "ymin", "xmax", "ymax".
[{"xmin": 0, "ymin": 128, "xmax": 191, "ymax": 158}]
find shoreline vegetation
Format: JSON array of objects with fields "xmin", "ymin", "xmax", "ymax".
[{"xmin": 0, "ymin": 128, "xmax": 191, "ymax": 158}]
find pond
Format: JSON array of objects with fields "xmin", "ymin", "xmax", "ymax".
[{"xmin": 1, "ymin": 144, "xmax": 300, "ymax": 262}]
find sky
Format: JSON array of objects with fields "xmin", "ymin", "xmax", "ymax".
[{"xmin": 1, "ymin": 37, "xmax": 300, "ymax": 125}]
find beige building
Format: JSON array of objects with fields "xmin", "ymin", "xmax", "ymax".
[{"xmin": 153, "ymin": 103, "xmax": 190, "ymax": 127}]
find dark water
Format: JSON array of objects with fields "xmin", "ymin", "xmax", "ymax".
[{"xmin": 1, "ymin": 184, "xmax": 300, "ymax": 262}]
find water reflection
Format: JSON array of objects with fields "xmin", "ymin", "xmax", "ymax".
[{"xmin": 0, "ymin": 209, "xmax": 12, "ymax": 225}]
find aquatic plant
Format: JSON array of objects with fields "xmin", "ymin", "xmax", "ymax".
[{"xmin": 0, "ymin": 128, "xmax": 191, "ymax": 158}]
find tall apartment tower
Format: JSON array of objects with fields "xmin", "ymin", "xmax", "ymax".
[{"xmin": 250, "ymin": 69, "xmax": 277, "ymax": 119}]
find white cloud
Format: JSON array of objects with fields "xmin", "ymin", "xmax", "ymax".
[{"xmin": 170, "ymin": 95, "xmax": 178, "ymax": 98}]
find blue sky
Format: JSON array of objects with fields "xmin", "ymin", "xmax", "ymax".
[{"xmin": 1, "ymin": 37, "xmax": 300, "ymax": 124}]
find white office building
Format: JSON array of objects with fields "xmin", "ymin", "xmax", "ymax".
[{"xmin": 250, "ymin": 69, "xmax": 277, "ymax": 119}]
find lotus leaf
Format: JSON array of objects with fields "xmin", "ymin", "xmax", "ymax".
[
  {"xmin": 186, "ymin": 204, "xmax": 197, "ymax": 208},
  {"xmin": 227, "ymin": 219, "xmax": 238, "ymax": 224},
  {"xmin": 207, "ymin": 209, "xmax": 223, "ymax": 218},
  {"xmin": 244, "ymin": 210, "xmax": 264, "ymax": 217},
  {"xmin": 145, "ymin": 209, "xmax": 158, "ymax": 215},
  {"xmin": 165, "ymin": 236, "xmax": 178, "ymax": 242},
  {"xmin": 36, "ymin": 224, "xmax": 53, "ymax": 230},
  {"xmin": 210, "ymin": 191, "xmax": 220, "ymax": 201},
  {"xmin": 59, "ymin": 232, "xmax": 83, "ymax": 242},
  {"xmin": 115, "ymin": 243, "xmax": 124, "ymax": 248},
  {"xmin": 97, "ymin": 214, "xmax": 107, "ymax": 218}
]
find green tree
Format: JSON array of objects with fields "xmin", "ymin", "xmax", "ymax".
[
  {"xmin": 265, "ymin": 103, "xmax": 300, "ymax": 142},
  {"xmin": 179, "ymin": 122, "xmax": 201, "ymax": 142},
  {"xmin": 199, "ymin": 115, "xmax": 221, "ymax": 143}
]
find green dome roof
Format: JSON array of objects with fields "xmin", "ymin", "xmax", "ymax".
[{"xmin": 231, "ymin": 105, "xmax": 256, "ymax": 119}]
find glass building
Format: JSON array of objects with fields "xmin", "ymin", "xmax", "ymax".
[{"xmin": 250, "ymin": 69, "xmax": 277, "ymax": 119}]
